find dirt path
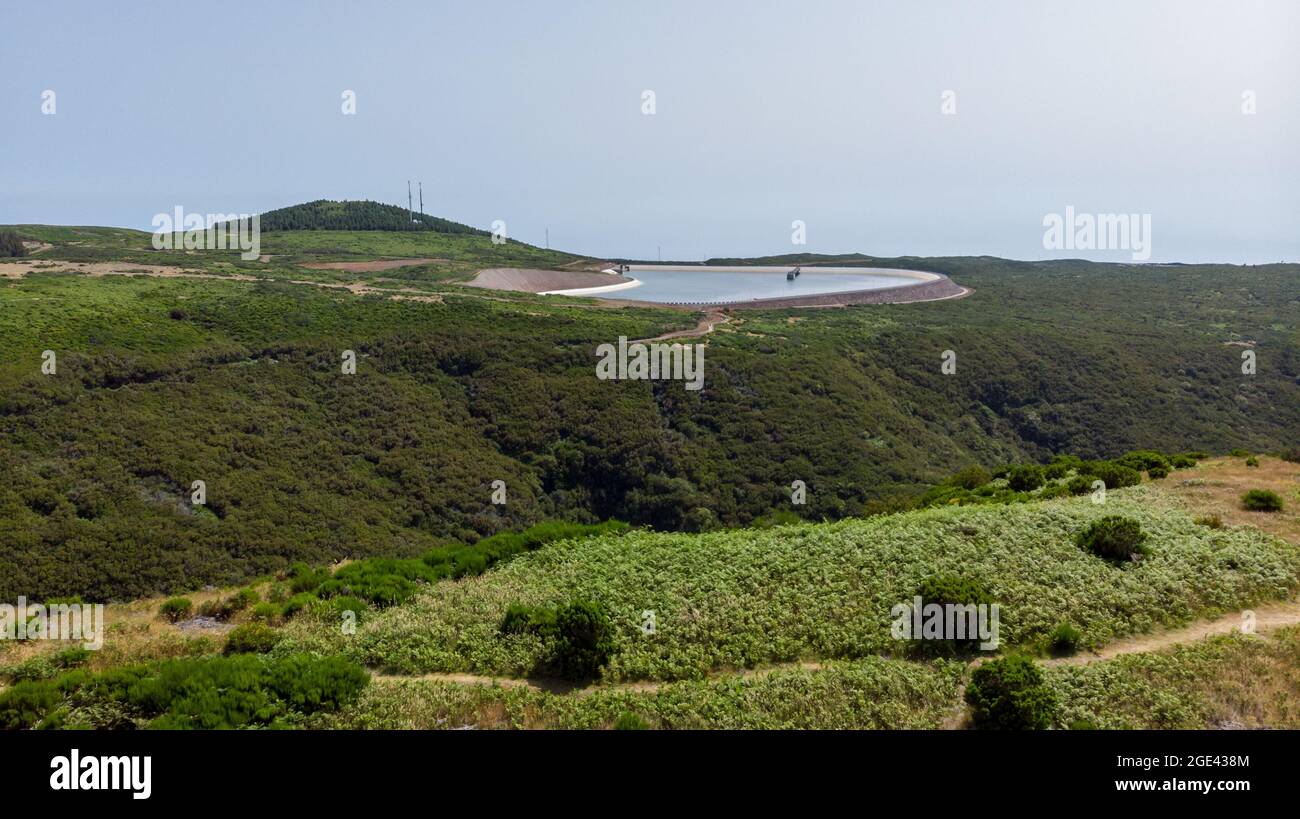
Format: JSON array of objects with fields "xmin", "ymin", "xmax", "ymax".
[
  {"xmin": 1041, "ymin": 599, "xmax": 1300, "ymax": 667},
  {"xmin": 937, "ymin": 598, "xmax": 1300, "ymax": 728},
  {"xmin": 631, "ymin": 310, "xmax": 730, "ymax": 343},
  {"xmin": 374, "ymin": 599, "xmax": 1300, "ymax": 730},
  {"xmin": 370, "ymin": 660, "xmax": 826, "ymax": 697}
]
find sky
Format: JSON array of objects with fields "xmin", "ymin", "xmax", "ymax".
[{"xmin": 1, "ymin": 0, "xmax": 1297, "ymax": 263}]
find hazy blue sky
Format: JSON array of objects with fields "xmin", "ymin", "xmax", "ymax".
[{"xmin": 2, "ymin": 0, "xmax": 1296, "ymax": 263}]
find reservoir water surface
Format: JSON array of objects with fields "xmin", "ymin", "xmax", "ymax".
[{"xmin": 594, "ymin": 265, "xmax": 932, "ymax": 304}]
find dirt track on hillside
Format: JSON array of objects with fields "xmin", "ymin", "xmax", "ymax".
[{"xmin": 631, "ymin": 311, "xmax": 730, "ymax": 343}]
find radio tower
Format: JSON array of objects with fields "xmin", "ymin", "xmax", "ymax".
[
  {"xmin": 407, "ymin": 180, "xmax": 413, "ymax": 227},
  {"xmin": 418, "ymin": 182, "xmax": 423, "ymax": 218}
]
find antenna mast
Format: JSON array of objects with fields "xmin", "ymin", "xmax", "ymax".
[
  {"xmin": 407, "ymin": 180, "xmax": 413, "ymax": 227},
  {"xmin": 418, "ymin": 182, "xmax": 423, "ymax": 217}
]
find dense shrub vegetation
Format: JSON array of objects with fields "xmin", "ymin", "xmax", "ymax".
[
  {"xmin": 911, "ymin": 574, "xmax": 995, "ymax": 655},
  {"xmin": 273, "ymin": 520, "xmax": 629, "ymax": 616},
  {"xmin": 255, "ymin": 199, "xmax": 488, "ymax": 235},
  {"xmin": 1049, "ymin": 622, "xmax": 1082, "ymax": 655},
  {"xmin": 1006, "ymin": 465, "xmax": 1044, "ymax": 492},
  {"xmin": 0, "ymin": 230, "xmax": 25, "ymax": 257},
  {"xmin": 223, "ymin": 622, "xmax": 282, "ymax": 654},
  {"xmin": 0, "ymin": 654, "xmax": 368, "ymax": 730},
  {"xmin": 965, "ymin": 655, "xmax": 1057, "ymax": 730},
  {"xmin": 1241, "ymin": 489, "xmax": 1284, "ymax": 512},
  {"xmin": 2, "ymin": 227, "xmax": 1297, "ymax": 602},
  {"xmin": 158, "ymin": 597, "xmax": 192, "ymax": 622},
  {"xmin": 318, "ymin": 656, "xmax": 966, "ymax": 729},
  {"xmin": 500, "ymin": 599, "xmax": 616, "ymax": 681},
  {"xmin": 338, "ymin": 496, "xmax": 1300, "ymax": 682},
  {"xmin": 1076, "ymin": 516, "xmax": 1149, "ymax": 564},
  {"xmin": 918, "ymin": 449, "xmax": 1191, "ymax": 509}
]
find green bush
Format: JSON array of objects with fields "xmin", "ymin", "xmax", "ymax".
[
  {"xmin": 424, "ymin": 520, "xmax": 630, "ymax": 583},
  {"xmin": 0, "ymin": 230, "xmax": 25, "ymax": 258},
  {"xmin": 964, "ymin": 655, "xmax": 1057, "ymax": 730},
  {"xmin": 1066, "ymin": 475, "xmax": 1095, "ymax": 496},
  {"xmin": 1229, "ymin": 449, "xmax": 1251, "ymax": 458},
  {"xmin": 1245, "ymin": 456, "xmax": 1259, "ymax": 468},
  {"xmin": 6, "ymin": 654, "xmax": 376, "ymax": 730},
  {"xmin": 1006, "ymin": 465, "xmax": 1044, "ymax": 492},
  {"xmin": 947, "ymin": 466, "xmax": 992, "ymax": 490},
  {"xmin": 500, "ymin": 600, "xmax": 615, "ymax": 681},
  {"xmin": 233, "ymin": 588, "xmax": 260, "ymax": 608},
  {"xmin": 7, "ymin": 648, "xmax": 94, "ymax": 683},
  {"xmin": 52, "ymin": 647, "xmax": 92, "ymax": 670},
  {"xmin": 1114, "ymin": 450, "xmax": 1170, "ymax": 474},
  {"xmin": 912, "ymin": 575, "xmax": 995, "ymax": 655},
  {"xmin": 1042, "ymin": 462, "xmax": 1069, "ymax": 481},
  {"xmin": 614, "ymin": 711, "xmax": 649, "ymax": 730},
  {"xmin": 500, "ymin": 603, "xmax": 558, "ymax": 637},
  {"xmin": 158, "ymin": 597, "xmax": 193, "ymax": 622},
  {"xmin": 1146, "ymin": 465, "xmax": 1169, "ymax": 480},
  {"xmin": 0, "ymin": 680, "xmax": 63, "ymax": 729},
  {"xmin": 1241, "ymin": 489, "xmax": 1283, "ymax": 512},
  {"xmin": 1049, "ymin": 622, "xmax": 1082, "ymax": 656},
  {"xmin": 223, "ymin": 622, "xmax": 282, "ymax": 655},
  {"xmin": 288, "ymin": 563, "xmax": 331, "ymax": 594},
  {"xmin": 280, "ymin": 593, "xmax": 319, "ymax": 620},
  {"xmin": 331, "ymin": 596, "xmax": 369, "ymax": 622},
  {"xmin": 251, "ymin": 602, "xmax": 281, "ymax": 622},
  {"xmin": 266, "ymin": 655, "xmax": 369, "ymax": 714},
  {"xmin": 1076, "ymin": 516, "xmax": 1149, "ymax": 563},
  {"xmin": 1169, "ymin": 454, "xmax": 1198, "ymax": 469},
  {"xmin": 317, "ymin": 558, "xmax": 439, "ymax": 607},
  {"xmin": 1080, "ymin": 461, "xmax": 1141, "ymax": 489},
  {"xmin": 553, "ymin": 600, "xmax": 615, "ymax": 682},
  {"xmin": 917, "ymin": 575, "xmax": 993, "ymax": 608}
]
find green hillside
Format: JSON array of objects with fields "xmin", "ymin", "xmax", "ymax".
[
  {"xmin": 302, "ymin": 486, "xmax": 1298, "ymax": 681},
  {"xmin": 0, "ymin": 224, "xmax": 1297, "ymax": 602},
  {"xmin": 255, "ymin": 199, "xmax": 488, "ymax": 235}
]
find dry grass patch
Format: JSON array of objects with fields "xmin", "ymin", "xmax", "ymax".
[{"xmin": 1151, "ymin": 455, "xmax": 1300, "ymax": 545}]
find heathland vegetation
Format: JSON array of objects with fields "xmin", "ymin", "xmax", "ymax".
[
  {"xmin": 255, "ymin": 199, "xmax": 489, "ymax": 235},
  {"xmin": 1, "ymin": 206, "xmax": 1298, "ymax": 731},
  {"xmin": 1, "ymin": 216, "xmax": 1297, "ymax": 602}
]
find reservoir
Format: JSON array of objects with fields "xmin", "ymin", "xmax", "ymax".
[{"xmin": 587, "ymin": 265, "xmax": 936, "ymax": 305}]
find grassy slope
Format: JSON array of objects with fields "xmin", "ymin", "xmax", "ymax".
[
  {"xmin": 4, "ymin": 224, "xmax": 582, "ymax": 284},
  {"xmin": 278, "ymin": 483, "xmax": 1299, "ymax": 682},
  {"xmin": 312, "ymin": 658, "xmax": 965, "ymax": 729},
  {"xmin": 5, "ymin": 458, "xmax": 1297, "ymax": 730},
  {"xmin": 1048, "ymin": 625, "xmax": 1300, "ymax": 729}
]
